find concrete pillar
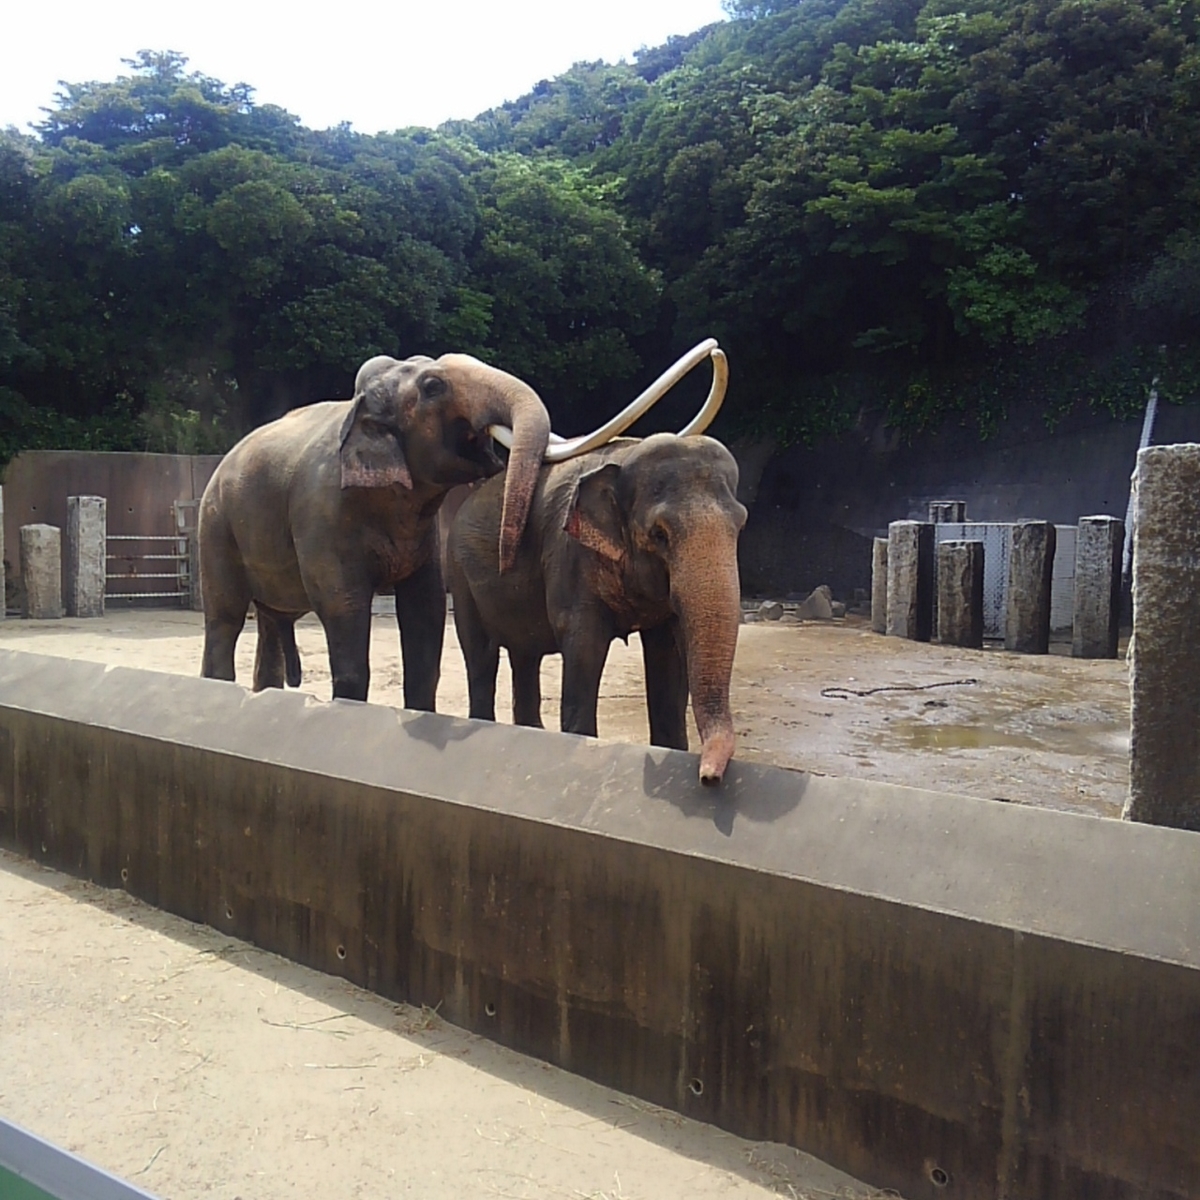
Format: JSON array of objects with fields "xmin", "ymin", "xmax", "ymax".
[
  {"xmin": 1072, "ymin": 516, "xmax": 1123, "ymax": 659},
  {"xmin": 870, "ymin": 537, "xmax": 888, "ymax": 634},
  {"xmin": 0, "ymin": 485, "xmax": 6, "ymax": 620},
  {"xmin": 65, "ymin": 495, "xmax": 106, "ymax": 618},
  {"xmin": 929, "ymin": 500, "xmax": 966, "ymax": 524},
  {"xmin": 1004, "ymin": 521, "xmax": 1055, "ymax": 653},
  {"xmin": 937, "ymin": 540, "xmax": 984, "ymax": 649},
  {"xmin": 1125, "ymin": 444, "xmax": 1200, "ymax": 830},
  {"xmin": 886, "ymin": 521, "xmax": 934, "ymax": 641},
  {"xmin": 20, "ymin": 524, "xmax": 62, "ymax": 620}
]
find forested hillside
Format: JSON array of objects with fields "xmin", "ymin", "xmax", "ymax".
[{"xmin": 2, "ymin": 0, "xmax": 1199, "ymax": 462}]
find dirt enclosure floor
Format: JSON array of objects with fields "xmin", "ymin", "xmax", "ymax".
[
  {"xmin": 0, "ymin": 610, "xmax": 1131, "ymax": 1198},
  {"xmin": 0, "ymin": 606, "xmax": 1131, "ymax": 817}
]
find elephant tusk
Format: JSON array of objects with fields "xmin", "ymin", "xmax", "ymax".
[{"xmin": 487, "ymin": 339, "xmax": 728, "ymax": 462}]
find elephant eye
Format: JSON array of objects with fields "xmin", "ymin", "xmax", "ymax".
[
  {"xmin": 650, "ymin": 524, "xmax": 670, "ymax": 548},
  {"xmin": 420, "ymin": 375, "xmax": 447, "ymax": 400}
]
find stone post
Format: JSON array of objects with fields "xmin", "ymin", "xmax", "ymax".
[
  {"xmin": 1125, "ymin": 444, "xmax": 1200, "ymax": 830},
  {"xmin": 20, "ymin": 524, "xmax": 62, "ymax": 620},
  {"xmin": 65, "ymin": 495, "xmax": 106, "ymax": 618},
  {"xmin": 0, "ymin": 485, "xmax": 6, "ymax": 620},
  {"xmin": 886, "ymin": 521, "xmax": 934, "ymax": 641},
  {"xmin": 1072, "ymin": 516, "xmax": 1123, "ymax": 659},
  {"xmin": 937, "ymin": 540, "xmax": 984, "ymax": 649},
  {"xmin": 1004, "ymin": 521, "xmax": 1055, "ymax": 653},
  {"xmin": 928, "ymin": 500, "xmax": 966, "ymax": 524},
  {"xmin": 870, "ymin": 537, "xmax": 888, "ymax": 634}
]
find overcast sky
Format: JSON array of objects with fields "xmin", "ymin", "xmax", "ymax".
[{"xmin": 1, "ymin": 0, "xmax": 729, "ymax": 135}]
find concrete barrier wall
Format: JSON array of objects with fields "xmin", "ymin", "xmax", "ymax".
[{"xmin": 0, "ymin": 649, "xmax": 1197, "ymax": 1199}]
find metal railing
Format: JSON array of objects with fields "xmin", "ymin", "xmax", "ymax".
[
  {"xmin": 102, "ymin": 501, "xmax": 202, "ymax": 609},
  {"xmin": 105, "ymin": 533, "xmax": 191, "ymax": 604}
]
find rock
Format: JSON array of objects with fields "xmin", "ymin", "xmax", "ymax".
[
  {"xmin": 758, "ymin": 600, "xmax": 785, "ymax": 621},
  {"xmin": 795, "ymin": 585, "xmax": 834, "ymax": 621},
  {"xmin": 831, "ymin": 600, "xmax": 846, "ymax": 618}
]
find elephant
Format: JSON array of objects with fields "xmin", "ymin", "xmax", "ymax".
[
  {"xmin": 198, "ymin": 352, "xmax": 551, "ymax": 707},
  {"xmin": 446, "ymin": 432, "xmax": 747, "ymax": 784}
]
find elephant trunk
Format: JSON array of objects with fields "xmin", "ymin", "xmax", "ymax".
[
  {"xmin": 440, "ymin": 355, "xmax": 552, "ymax": 572},
  {"xmin": 670, "ymin": 519, "xmax": 742, "ymax": 785}
]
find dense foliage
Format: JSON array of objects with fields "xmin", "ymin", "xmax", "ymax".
[{"xmin": 3, "ymin": 1, "xmax": 1200, "ymax": 460}]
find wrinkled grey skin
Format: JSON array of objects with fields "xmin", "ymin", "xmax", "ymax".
[
  {"xmin": 199, "ymin": 353, "xmax": 551, "ymax": 707},
  {"xmin": 447, "ymin": 434, "xmax": 747, "ymax": 783}
]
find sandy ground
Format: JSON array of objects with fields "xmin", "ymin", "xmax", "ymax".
[
  {"xmin": 1, "ymin": 852, "xmax": 873, "ymax": 1200},
  {"xmin": 0, "ymin": 606, "xmax": 1131, "ymax": 817},
  {"xmin": 0, "ymin": 608, "xmax": 1132, "ymax": 1197}
]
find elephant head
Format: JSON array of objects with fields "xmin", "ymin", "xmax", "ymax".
[
  {"xmin": 341, "ymin": 353, "xmax": 551, "ymax": 570},
  {"xmin": 565, "ymin": 434, "xmax": 748, "ymax": 784}
]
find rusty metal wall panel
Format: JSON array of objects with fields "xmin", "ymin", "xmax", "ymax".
[{"xmin": 1, "ymin": 452, "xmax": 223, "ymax": 603}]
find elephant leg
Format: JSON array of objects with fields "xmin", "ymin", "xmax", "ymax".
[
  {"xmin": 281, "ymin": 619, "xmax": 302, "ymax": 687},
  {"xmin": 199, "ymin": 521, "xmax": 250, "ymax": 683},
  {"xmin": 252, "ymin": 607, "xmax": 301, "ymax": 691},
  {"xmin": 510, "ymin": 652, "xmax": 544, "ymax": 728},
  {"xmin": 202, "ymin": 608, "xmax": 246, "ymax": 682},
  {"xmin": 252, "ymin": 606, "xmax": 287, "ymax": 692},
  {"xmin": 559, "ymin": 612, "xmax": 613, "ymax": 738},
  {"xmin": 453, "ymin": 582, "xmax": 500, "ymax": 721},
  {"xmin": 640, "ymin": 621, "xmax": 689, "ymax": 750},
  {"xmin": 395, "ymin": 554, "xmax": 445, "ymax": 712},
  {"xmin": 317, "ymin": 605, "xmax": 373, "ymax": 701}
]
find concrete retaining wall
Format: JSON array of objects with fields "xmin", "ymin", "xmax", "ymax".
[{"xmin": 0, "ymin": 649, "xmax": 1197, "ymax": 1199}]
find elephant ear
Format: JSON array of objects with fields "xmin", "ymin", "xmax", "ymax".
[
  {"xmin": 339, "ymin": 389, "xmax": 413, "ymax": 490},
  {"xmin": 564, "ymin": 462, "xmax": 624, "ymax": 563}
]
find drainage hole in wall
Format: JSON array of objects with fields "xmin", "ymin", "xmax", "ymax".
[
  {"xmin": 120, "ymin": 868, "xmax": 128, "ymax": 883},
  {"xmin": 336, "ymin": 945, "xmax": 346, "ymax": 960},
  {"xmin": 688, "ymin": 1078, "xmax": 704, "ymax": 1097},
  {"xmin": 929, "ymin": 1166, "xmax": 949, "ymax": 1188},
  {"xmin": 224, "ymin": 907, "xmax": 233, "ymax": 920},
  {"xmin": 484, "ymin": 1002, "xmax": 496, "ymax": 1018}
]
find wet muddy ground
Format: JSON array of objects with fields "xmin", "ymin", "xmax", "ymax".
[{"xmin": 0, "ymin": 607, "xmax": 1131, "ymax": 818}]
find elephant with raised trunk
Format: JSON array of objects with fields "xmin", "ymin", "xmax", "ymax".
[
  {"xmin": 199, "ymin": 353, "xmax": 551, "ymax": 707},
  {"xmin": 447, "ymin": 433, "xmax": 747, "ymax": 784}
]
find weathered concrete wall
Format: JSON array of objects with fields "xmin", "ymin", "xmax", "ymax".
[
  {"xmin": 1, "ymin": 452, "xmax": 222, "ymax": 601},
  {"xmin": 1126, "ymin": 445, "xmax": 1200, "ymax": 830},
  {"xmin": 0, "ymin": 650, "xmax": 1197, "ymax": 1200},
  {"xmin": 737, "ymin": 399, "xmax": 1200, "ymax": 599}
]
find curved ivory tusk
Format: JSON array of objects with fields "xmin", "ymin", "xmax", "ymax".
[{"xmin": 488, "ymin": 339, "xmax": 728, "ymax": 463}]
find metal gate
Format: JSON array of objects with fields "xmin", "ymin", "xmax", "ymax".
[
  {"xmin": 104, "ymin": 501, "xmax": 200, "ymax": 608},
  {"xmin": 105, "ymin": 533, "xmax": 191, "ymax": 605}
]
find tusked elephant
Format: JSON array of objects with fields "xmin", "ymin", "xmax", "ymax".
[
  {"xmin": 447, "ymin": 433, "xmax": 747, "ymax": 784},
  {"xmin": 198, "ymin": 353, "xmax": 551, "ymax": 707}
]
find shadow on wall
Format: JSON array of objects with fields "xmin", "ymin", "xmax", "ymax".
[{"xmin": 733, "ymin": 397, "xmax": 1200, "ymax": 600}]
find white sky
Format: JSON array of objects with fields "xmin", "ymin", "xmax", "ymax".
[{"xmin": 1, "ymin": 0, "xmax": 729, "ymax": 135}]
